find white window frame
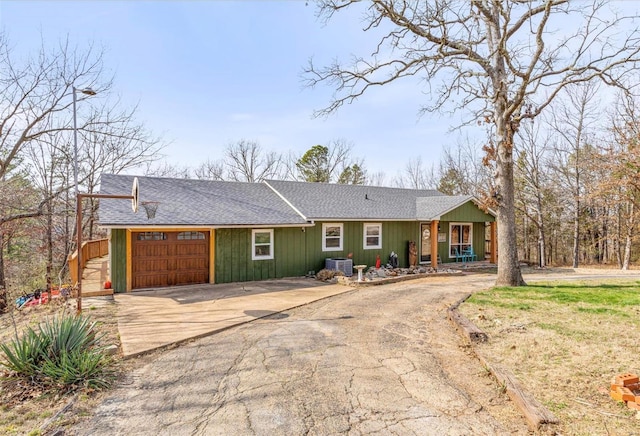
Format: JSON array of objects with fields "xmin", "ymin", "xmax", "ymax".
[
  {"xmin": 252, "ymin": 229, "xmax": 274, "ymax": 260},
  {"xmin": 363, "ymin": 223, "xmax": 382, "ymax": 250},
  {"xmin": 322, "ymin": 223, "xmax": 343, "ymax": 252},
  {"xmin": 449, "ymin": 222, "xmax": 472, "ymax": 259}
]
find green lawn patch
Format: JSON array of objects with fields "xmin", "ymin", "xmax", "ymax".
[{"xmin": 467, "ymin": 280, "xmax": 640, "ymax": 321}]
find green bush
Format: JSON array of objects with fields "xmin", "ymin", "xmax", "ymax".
[
  {"xmin": 0, "ymin": 315, "xmax": 113, "ymax": 390},
  {"xmin": 0, "ymin": 328, "xmax": 50, "ymax": 378}
]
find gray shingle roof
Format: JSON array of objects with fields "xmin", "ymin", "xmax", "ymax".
[
  {"xmin": 98, "ymin": 174, "xmax": 308, "ymax": 227},
  {"xmin": 415, "ymin": 195, "xmax": 475, "ymax": 220},
  {"xmin": 265, "ymin": 180, "xmax": 445, "ymax": 220}
]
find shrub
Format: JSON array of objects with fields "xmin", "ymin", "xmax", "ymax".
[
  {"xmin": 40, "ymin": 349, "xmax": 112, "ymax": 389},
  {"xmin": 0, "ymin": 314, "xmax": 113, "ymax": 390},
  {"xmin": 0, "ymin": 328, "xmax": 50, "ymax": 378}
]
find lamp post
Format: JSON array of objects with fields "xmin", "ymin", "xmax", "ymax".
[
  {"xmin": 72, "ymin": 85, "xmax": 96, "ymax": 313},
  {"xmin": 72, "ymin": 86, "xmax": 97, "ymax": 195}
]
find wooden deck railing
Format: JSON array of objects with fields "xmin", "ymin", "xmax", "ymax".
[{"xmin": 68, "ymin": 238, "xmax": 109, "ymax": 284}]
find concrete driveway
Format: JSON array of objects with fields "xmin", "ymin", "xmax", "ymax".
[{"xmin": 115, "ymin": 278, "xmax": 353, "ymax": 357}]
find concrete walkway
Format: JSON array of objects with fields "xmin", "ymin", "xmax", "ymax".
[{"xmin": 115, "ymin": 278, "xmax": 352, "ymax": 357}]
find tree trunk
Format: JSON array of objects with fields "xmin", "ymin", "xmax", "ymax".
[
  {"xmin": 615, "ymin": 205, "xmax": 622, "ymax": 268},
  {"xmin": 523, "ymin": 214, "xmax": 529, "ymax": 262},
  {"xmin": 535, "ymin": 187, "xmax": 547, "ymax": 268},
  {"xmin": 537, "ymin": 226, "xmax": 546, "ymax": 269},
  {"xmin": 46, "ymin": 198, "xmax": 53, "ymax": 296},
  {"xmin": 601, "ymin": 210, "xmax": 609, "ymax": 263},
  {"xmin": 0, "ymin": 231, "xmax": 6, "ymax": 312},
  {"xmin": 622, "ymin": 202, "xmax": 634, "ymax": 270},
  {"xmin": 572, "ymin": 196, "xmax": 579, "ymax": 268},
  {"xmin": 495, "ymin": 124, "xmax": 526, "ymax": 286}
]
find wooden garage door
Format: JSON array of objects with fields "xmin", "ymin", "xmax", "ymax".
[{"xmin": 132, "ymin": 231, "xmax": 209, "ymax": 289}]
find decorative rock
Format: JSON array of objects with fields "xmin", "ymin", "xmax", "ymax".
[{"xmin": 104, "ymin": 344, "xmax": 119, "ymax": 356}]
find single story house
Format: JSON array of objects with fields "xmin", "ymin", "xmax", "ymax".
[{"xmin": 98, "ymin": 174, "xmax": 497, "ymax": 292}]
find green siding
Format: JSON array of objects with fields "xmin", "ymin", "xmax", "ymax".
[
  {"xmin": 305, "ymin": 221, "xmax": 419, "ymax": 273},
  {"xmin": 274, "ymin": 227, "xmax": 308, "ymax": 277},
  {"xmin": 213, "ymin": 222, "xmax": 421, "ymax": 283},
  {"xmin": 441, "ymin": 201, "xmax": 494, "ymax": 223},
  {"xmin": 474, "ymin": 222, "xmax": 486, "ymax": 260},
  {"xmin": 215, "ymin": 228, "xmax": 277, "ymax": 283},
  {"xmin": 110, "ymin": 229, "xmax": 127, "ymax": 293}
]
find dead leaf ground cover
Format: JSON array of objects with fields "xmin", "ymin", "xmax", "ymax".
[
  {"xmin": 0, "ymin": 296, "xmax": 120, "ymax": 435},
  {"xmin": 460, "ymin": 279, "xmax": 640, "ymax": 435}
]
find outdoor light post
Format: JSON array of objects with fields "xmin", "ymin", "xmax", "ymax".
[
  {"xmin": 71, "ymin": 85, "xmax": 96, "ymax": 313},
  {"xmin": 72, "ymin": 86, "xmax": 96, "ymax": 195}
]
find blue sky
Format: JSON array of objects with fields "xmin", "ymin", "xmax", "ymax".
[
  {"xmin": 0, "ymin": 1, "xmax": 454, "ymax": 180},
  {"xmin": 2, "ymin": 1, "xmax": 637, "ymax": 182}
]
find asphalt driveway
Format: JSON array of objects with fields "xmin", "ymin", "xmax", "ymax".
[{"xmin": 73, "ymin": 274, "xmax": 531, "ymax": 435}]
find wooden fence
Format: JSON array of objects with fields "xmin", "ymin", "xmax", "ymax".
[{"xmin": 68, "ymin": 238, "xmax": 109, "ymax": 284}]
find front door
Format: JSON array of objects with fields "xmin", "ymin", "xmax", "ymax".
[{"xmin": 420, "ymin": 223, "xmax": 431, "ymax": 263}]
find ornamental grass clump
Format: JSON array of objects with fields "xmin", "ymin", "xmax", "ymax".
[{"xmin": 0, "ymin": 314, "xmax": 114, "ymax": 390}]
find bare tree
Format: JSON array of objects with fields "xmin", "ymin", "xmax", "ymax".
[
  {"xmin": 305, "ymin": 0, "xmax": 640, "ymax": 286},
  {"xmin": 515, "ymin": 122, "xmax": 554, "ymax": 268},
  {"xmin": 438, "ymin": 138, "xmax": 492, "ymax": 196},
  {"xmin": 194, "ymin": 158, "xmax": 225, "ymax": 181},
  {"xmin": 547, "ymin": 82, "xmax": 601, "ymax": 268},
  {"xmin": 599, "ymin": 90, "xmax": 640, "ymax": 270},
  {"xmin": 82, "ymin": 105, "xmax": 164, "ymax": 239},
  {"xmin": 143, "ymin": 161, "xmax": 192, "ymax": 179},
  {"xmin": 224, "ymin": 140, "xmax": 284, "ymax": 182},
  {"xmin": 0, "ymin": 34, "xmax": 165, "ymax": 291},
  {"xmin": 0, "ymin": 36, "xmax": 106, "ymax": 192},
  {"xmin": 366, "ymin": 170, "xmax": 387, "ymax": 186},
  {"xmin": 0, "ymin": 35, "xmax": 163, "ymax": 223},
  {"xmin": 394, "ymin": 156, "xmax": 437, "ymax": 189}
]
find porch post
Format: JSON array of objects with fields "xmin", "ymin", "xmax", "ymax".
[
  {"xmin": 431, "ymin": 220, "xmax": 439, "ymax": 269},
  {"xmin": 490, "ymin": 221, "xmax": 497, "ymax": 264}
]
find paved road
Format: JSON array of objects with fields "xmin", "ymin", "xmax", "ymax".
[{"xmin": 73, "ymin": 274, "xmax": 532, "ymax": 435}]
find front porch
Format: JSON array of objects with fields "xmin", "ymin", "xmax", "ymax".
[{"xmin": 419, "ymin": 220, "xmax": 497, "ymax": 270}]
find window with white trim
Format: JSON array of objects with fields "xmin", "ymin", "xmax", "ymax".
[
  {"xmin": 449, "ymin": 223, "xmax": 472, "ymax": 258},
  {"xmin": 252, "ymin": 229, "xmax": 274, "ymax": 260},
  {"xmin": 322, "ymin": 223, "xmax": 343, "ymax": 251},
  {"xmin": 363, "ymin": 223, "xmax": 382, "ymax": 249}
]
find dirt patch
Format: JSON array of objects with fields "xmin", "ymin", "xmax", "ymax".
[
  {"xmin": 0, "ymin": 296, "xmax": 120, "ymax": 435},
  {"xmin": 459, "ymin": 277, "xmax": 640, "ymax": 435}
]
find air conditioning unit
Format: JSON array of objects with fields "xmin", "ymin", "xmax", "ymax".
[{"xmin": 325, "ymin": 258, "xmax": 353, "ymax": 277}]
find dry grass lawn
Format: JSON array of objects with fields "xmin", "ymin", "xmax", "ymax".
[{"xmin": 460, "ymin": 278, "xmax": 640, "ymax": 435}]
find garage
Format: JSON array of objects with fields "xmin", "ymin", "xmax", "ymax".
[{"xmin": 132, "ymin": 231, "xmax": 209, "ymax": 289}]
